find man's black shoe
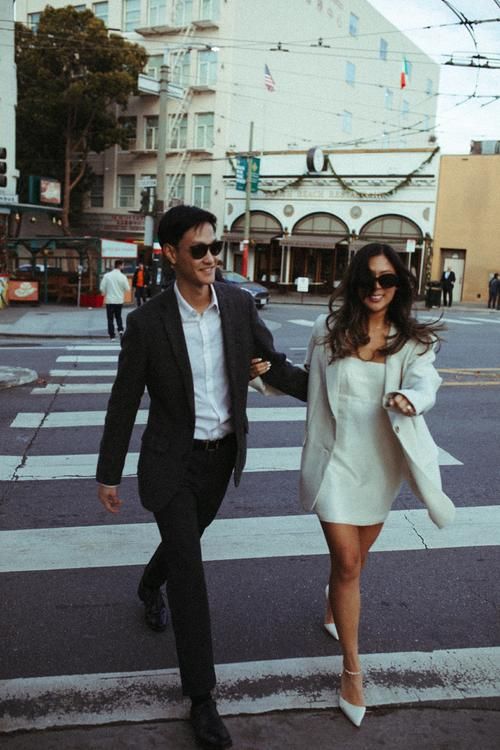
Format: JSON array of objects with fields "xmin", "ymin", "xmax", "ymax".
[
  {"xmin": 137, "ymin": 578, "xmax": 168, "ymax": 632},
  {"xmin": 190, "ymin": 699, "xmax": 232, "ymax": 749}
]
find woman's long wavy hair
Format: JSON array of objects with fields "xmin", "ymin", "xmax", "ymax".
[{"xmin": 324, "ymin": 243, "xmax": 443, "ymax": 361}]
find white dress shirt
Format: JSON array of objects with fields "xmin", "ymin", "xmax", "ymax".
[{"xmin": 174, "ymin": 283, "xmax": 233, "ymax": 440}]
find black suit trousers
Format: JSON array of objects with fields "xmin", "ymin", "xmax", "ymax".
[{"xmin": 142, "ymin": 435, "xmax": 237, "ymax": 696}]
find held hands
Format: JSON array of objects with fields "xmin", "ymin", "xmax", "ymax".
[
  {"xmin": 250, "ymin": 357, "xmax": 271, "ymax": 380},
  {"xmin": 387, "ymin": 393, "xmax": 415, "ymax": 416},
  {"xmin": 98, "ymin": 484, "xmax": 123, "ymax": 514}
]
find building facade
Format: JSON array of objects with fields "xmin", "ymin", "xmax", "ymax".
[
  {"xmin": 0, "ymin": 0, "xmax": 20, "ymax": 243},
  {"xmin": 16, "ymin": 0, "xmax": 440, "ymax": 254},
  {"xmin": 432, "ymin": 152, "xmax": 500, "ymax": 303},
  {"xmin": 223, "ymin": 147, "xmax": 439, "ymax": 295}
]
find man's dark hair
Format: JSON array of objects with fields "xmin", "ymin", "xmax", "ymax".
[
  {"xmin": 157, "ymin": 205, "xmax": 217, "ymax": 247},
  {"xmin": 114, "ymin": 259, "xmax": 124, "ymax": 269}
]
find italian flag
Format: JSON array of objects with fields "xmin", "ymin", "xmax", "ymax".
[{"xmin": 400, "ymin": 58, "xmax": 410, "ymax": 89}]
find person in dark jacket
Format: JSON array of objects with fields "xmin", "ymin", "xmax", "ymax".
[
  {"xmin": 440, "ymin": 266, "xmax": 456, "ymax": 307},
  {"xmin": 487, "ymin": 273, "xmax": 499, "ymax": 309},
  {"xmin": 96, "ymin": 205, "xmax": 307, "ymax": 750}
]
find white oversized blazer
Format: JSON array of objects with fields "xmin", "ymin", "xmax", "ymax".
[{"xmin": 299, "ymin": 315, "xmax": 455, "ymax": 529}]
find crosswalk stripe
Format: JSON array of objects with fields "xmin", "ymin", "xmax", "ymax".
[
  {"xmin": 11, "ymin": 407, "xmax": 307, "ymax": 429},
  {"xmin": 30, "ymin": 384, "xmax": 280, "ymax": 395},
  {"xmin": 56, "ymin": 355, "xmax": 119, "ymax": 363},
  {"xmin": 31, "ymin": 383, "xmax": 115, "ymax": 394},
  {"xmin": 0, "ymin": 505, "xmax": 496, "ymax": 573},
  {"xmin": 1, "ymin": 646, "xmax": 498, "ymax": 733},
  {"xmin": 288, "ymin": 319, "xmax": 315, "ymax": 327},
  {"xmin": 462, "ymin": 316, "xmax": 500, "ymax": 324},
  {"xmin": 0, "ymin": 445, "xmax": 462, "ymax": 482},
  {"xmin": 66, "ymin": 345, "xmax": 125, "ymax": 350},
  {"xmin": 419, "ymin": 316, "xmax": 478, "ymax": 326},
  {"xmin": 49, "ymin": 369, "xmax": 118, "ymax": 377}
]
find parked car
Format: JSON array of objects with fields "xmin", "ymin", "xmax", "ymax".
[
  {"xmin": 16, "ymin": 263, "xmax": 45, "ymax": 273},
  {"xmin": 221, "ymin": 270, "xmax": 270, "ymax": 308}
]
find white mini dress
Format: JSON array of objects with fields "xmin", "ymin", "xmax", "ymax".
[{"xmin": 314, "ymin": 357, "xmax": 407, "ymax": 526}]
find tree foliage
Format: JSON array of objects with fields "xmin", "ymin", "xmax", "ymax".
[{"xmin": 16, "ymin": 6, "xmax": 147, "ymax": 232}]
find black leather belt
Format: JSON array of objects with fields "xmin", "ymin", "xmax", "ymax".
[{"xmin": 192, "ymin": 434, "xmax": 234, "ymax": 451}]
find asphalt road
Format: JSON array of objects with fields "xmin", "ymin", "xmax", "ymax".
[{"xmin": 0, "ymin": 303, "xmax": 499, "ymax": 748}]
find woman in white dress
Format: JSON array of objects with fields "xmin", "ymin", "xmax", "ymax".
[{"xmin": 300, "ymin": 243, "xmax": 454, "ymax": 727}]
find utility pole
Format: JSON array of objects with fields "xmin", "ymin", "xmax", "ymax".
[
  {"xmin": 242, "ymin": 120, "xmax": 254, "ymax": 278},
  {"xmin": 150, "ymin": 57, "xmax": 169, "ymax": 296}
]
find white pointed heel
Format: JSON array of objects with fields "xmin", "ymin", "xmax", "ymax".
[
  {"xmin": 339, "ymin": 668, "xmax": 366, "ymax": 727},
  {"xmin": 323, "ymin": 584, "xmax": 339, "ymax": 640}
]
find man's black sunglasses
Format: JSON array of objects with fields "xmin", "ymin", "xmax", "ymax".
[
  {"xmin": 360, "ymin": 273, "xmax": 399, "ymax": 291},
  {"xmin": 188, "ymin": 240, "xmax": 223, "ymax": 260}
]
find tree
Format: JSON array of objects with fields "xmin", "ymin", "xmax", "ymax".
[{"xmin": 15, "ymin": 6, "xmax": 148, "ymax": 233}]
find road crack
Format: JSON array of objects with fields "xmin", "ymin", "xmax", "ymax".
[
  {"xmin": 0, "ymin": 384, "xmax": 62, "ymax": 503},
  {"xmin": 404, "ymin": 512, "xmax": 429, "ymax": 550}
]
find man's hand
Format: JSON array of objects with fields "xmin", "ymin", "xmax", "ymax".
[
  {"xmin": 98, "ymin": 484, "xmax": 123, "ymax": 514},
  {"xmin": 250, "ymin": 357, "xmax": 271, "ymax": 380}
]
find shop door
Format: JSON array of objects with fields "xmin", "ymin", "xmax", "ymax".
[{"xmin": 442, "ymin": 250, "xmax": 465, "ymax": 301}]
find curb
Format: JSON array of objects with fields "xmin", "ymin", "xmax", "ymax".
[{"xmin": 0, "ymin": 367, "xmax": 38, "ymax": 389}]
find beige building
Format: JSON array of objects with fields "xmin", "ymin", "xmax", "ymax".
[
  {"xmin": 16, "ymin": 0, "xmax": 439, "ymax": 245},
  {"xmin": 432, "ymin": 152, "xmax": 500, "ymax": 303}
]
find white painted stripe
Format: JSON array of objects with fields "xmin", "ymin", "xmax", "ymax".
[
  {"xmin": 288, "ymin": 319, "xmax": 314, "ymax": 327},
  {"xmin": 66, "ymin": 345, "xmax": 125, "ymax": 350},
  {"xmin": 32, "ymin": 384, "xmax": 263, "ymax": 395},
  {"xmin": 31, "ymin": 383, "xmax": 115, "ymax": 394},
  {"xmin": 56, "ymin": 355, "xmax": 119, "ymax": 363},
  {"xmin": 1, "ymin": 647, "xmax": 498, "ymax": 732},
  {"xmin": 289, "ymin": 347, "xmax": 307, "ymax": 351},
  {"xmin": 462, "ymin": 317, "xmax": 500, "ymax": 325},
  {"xmin": 0, "ymin": 446, "xmax": 463, "ymax": 481},
  {"xmin": 419, "ymin": 316, "xmax": 478, "ymax": 326},
  {"xmin": 11, "ymin": 407, "xmax": 306, "ymax": 429},
  {"xmin": 0, "ymin": 505, "xmax": 494, "ymax": 573},
  {"xmin": 49, "ymin": 369, "xmax": 118, "ymax": 377}
]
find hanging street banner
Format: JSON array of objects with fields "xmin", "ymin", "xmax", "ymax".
[{"xmin": 235, "ymin": 156, "xmax": 261, "ymax": 193}]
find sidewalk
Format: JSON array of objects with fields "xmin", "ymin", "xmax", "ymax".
[{"xmin": 2, "ymin": 702, "xmax": 499, "ymax": 749}]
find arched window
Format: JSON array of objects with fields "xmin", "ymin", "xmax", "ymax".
[
  {"xmin": 230, "ymin": 211, "xmax": 283, "ymax": 236},
  {"xmin": 359, "ymin": 214, "xmax": 422, "ymax": 241},
  {"xmin": 293, "ymin": 212, "xmax": 348, "ymax": 236}
]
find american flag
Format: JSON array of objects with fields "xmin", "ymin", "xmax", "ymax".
[{"xmin": 264, "ymin": 64, "xmax": 276, "ymax": 92}]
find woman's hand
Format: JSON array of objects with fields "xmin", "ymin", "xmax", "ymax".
[
  {"xmin": 387, "ymin": 393, "xmax": 415, "ymax": 416},
  {"xmin": 250, "ymin": 357, "xmax": 271, "ymax": 380}
]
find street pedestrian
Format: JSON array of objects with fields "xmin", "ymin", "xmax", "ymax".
[
  {"xmin": 440, "ymin": 266, "xmax": 456, "ymax": 307},
  {"xmin": 132, "ymin": 261, "xmax": 150, "ymax": 306},
  {"xmin": 487, "ymin": 273, "xmax": 499, "ymax": 309},
  {"xmin": 99, "ymin": 260, "xmax": 130, "ymax": 340},
  {"xmin": 299, "ymin": 243, "xmax": 454, "ymax": 727},
  {"xmin": 96, "ymin": 205, "xmax": 307, "ymax": 750}
]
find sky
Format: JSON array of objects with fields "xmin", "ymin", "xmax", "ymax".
[{"xmin": 369, "ymin": 0, "xmax": 500, "ymax": 153}]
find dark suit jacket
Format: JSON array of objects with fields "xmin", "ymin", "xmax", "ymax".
[
  {"xmin": 96, "ymin": 282, "xmax": 308, "ymax": 511},
  {"xmin": 440, "ymin": 271, "xmax": 455, "ymax": 289}
]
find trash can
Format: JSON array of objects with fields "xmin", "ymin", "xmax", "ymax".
[{"xmin": 425, "ymin": 282, "xmax": 442, "ymax": 308}]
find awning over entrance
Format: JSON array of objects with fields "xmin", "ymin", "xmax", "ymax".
[
  {"xmin": 222, "ymin": 231, "xmax": 279, "ymax": 243},
  {"xmin": 278, "ymin": 234, "xmax": 348, "ymax": 248}
]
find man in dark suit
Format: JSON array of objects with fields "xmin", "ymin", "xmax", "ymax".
[
  {"xmin": 440, "ymin": 266, "xmax": 456, "ymax": 307},
  {"xmin": 96, "ymin": 205, "xmax": 307, "ymax": 749}
]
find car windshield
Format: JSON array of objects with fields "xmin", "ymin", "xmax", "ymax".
[{"xmin": 223, "ymin": 271, "xmax": 248, "ymax": 282}]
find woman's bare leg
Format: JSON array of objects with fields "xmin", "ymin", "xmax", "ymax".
[
  {"xmin": 321, "ymin": 521, "xmax": 384, "ymax": 706},
  {"xmin": 324, "ymin": 522, "xmax": 384, "ymax": 624}
]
